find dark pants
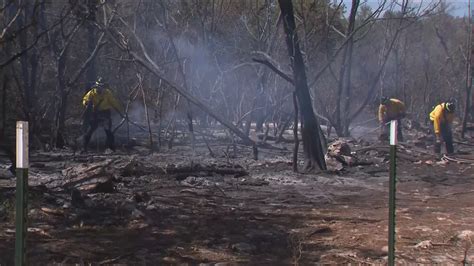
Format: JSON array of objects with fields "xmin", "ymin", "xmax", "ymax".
[
  {"xmin": 434, "ymin": 123, "xmax": 453, "ymax": 154},
  {"xmin": 0, "ymin": 144, "xmax": 15, "ymax": 174},
  {"xmin": 83, "ymin": 110, "xmax": 115, "ymax": 151},
  {"xmin": 380, "ymin": 119, "xmax": 403, "ymax": 142}
]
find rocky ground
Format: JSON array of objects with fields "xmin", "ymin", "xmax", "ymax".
[{"xmin": 1, "ymin": 124, "xmax": 474, "ymax": 264}]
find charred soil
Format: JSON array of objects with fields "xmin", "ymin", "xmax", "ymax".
[{"xmin": 1, "ymin": 130, "xmax": 474, "ymax": 264}]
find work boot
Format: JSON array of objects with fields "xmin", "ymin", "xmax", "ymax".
[
  {"xmin": 82, "ymin": 138, "xmax": 91, "ymax": 154},
  {"xmin": 436, "ymin": 153, "xmax": 443, "ymax": 161},
  {"xmin": 446, "ymin": 140, "xmax": 454, "ymax": 154},
  {"xmin": 105, "ymin": 130, "xmax": 115, "ymax": 152},
  {"xmin": 434, "ymin": 142, "xmax": 441, "ymax": 154}
]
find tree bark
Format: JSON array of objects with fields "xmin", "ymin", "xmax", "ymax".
[
  {"xmin": 278, "ymin": 0, "xmax": 327, "ymax": 171},
  {"xmin": 462, "ymin": 16, "xmax": 473, "ymax": 138},
  {"xmin": 1, "ymin": 75, "xmax": 7, "ymax": 138},
  {"xmin": 139, "ymin": 76, "xmax": 154, "ymax": 152},
  {"xmin": 17, "ymin": 3, "xmax": 32, "ymax": 121},
  {"xmin": 54, "ymin": 54, "xmax": 67, "ymax": 147},
  {"xmin": 292, "ymin": 92, "xmax": 299, "ymax": 172},
  {"xmin": 341, "ymin": 0, "xmax": 358, "ymax": 136}
]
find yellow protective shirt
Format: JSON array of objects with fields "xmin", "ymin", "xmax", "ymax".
[
  {"xmin": 82, "ymin": 88, "xmax": 122, "ymax": 112},
  {"xmin": 429, "ymin": 103, "xmax": 455, "ymax": 134},
  {"xmin": 378, "ymin": 98, "xmax": 406, "ymax": 123}
]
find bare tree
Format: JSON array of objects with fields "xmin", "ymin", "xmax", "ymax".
[
  {"xmin": 278, "ymin": 0, "xmax": 326, "ymax": 171},
  {"xmin": 0, "ymin": 0, "xmax": 467, "ymax": 157},
  {"xmin": 101, "ymin": 6, "xmax": 258, "ymax": 151},
  {"xmin": 44, "ymin": 1, "xmax": 107, "ymax": 147}
]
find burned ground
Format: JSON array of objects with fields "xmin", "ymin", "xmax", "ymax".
[{"xmin": 1, "ymin": 127, "xmax": 474, "ymax": 264}]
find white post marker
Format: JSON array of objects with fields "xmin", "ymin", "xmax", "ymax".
[
  {"xmin": 390, "ymin": 120, "xmax": 398, "ymax": 146},
  {"xmin": 15, "ymin": 121, "xmax": 29, "ymax": 266},
  {"xmin": 16, "ymin": 121, "xmax": 29, "ymax": 168}
]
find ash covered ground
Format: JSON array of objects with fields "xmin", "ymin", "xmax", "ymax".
[{"xmin": 1, "ymin": 123, "xmax": 474, "ymax": 264}]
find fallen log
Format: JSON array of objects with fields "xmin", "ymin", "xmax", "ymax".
[
  {"xmin": 40, "ymin": 207, "xmax": 65, "ymax": 216},
  {"xmin": 166, "ymin": 164, "xmax": 249, "ymax": 180},
  {"xmin": 76, "ymin": 178, "xmax": 115, "ymax": 193},
  {"xmin": 116, "ymin": 157, "xmax": 250, "ymax": 180},
  {"xmin": 60, "ymin": 159, "xmax": 117, "ymax": 193}
]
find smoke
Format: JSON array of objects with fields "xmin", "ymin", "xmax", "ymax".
[{"xmin": 150, "ymin": 24, "xmax": 260, "ymax": 125}]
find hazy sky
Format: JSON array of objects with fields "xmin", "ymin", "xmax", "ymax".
[
  {"xmin": 342, "ymin": 0, "xmax": 470, "ymax": 17},
  {"xmin": 450, "ymin": 0, "xmax": 470, "ymax": 17}
]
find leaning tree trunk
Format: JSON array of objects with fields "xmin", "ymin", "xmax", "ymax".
[{"xmin": 278, "ymin": 0, "xmax": 326, "ymax": 171}]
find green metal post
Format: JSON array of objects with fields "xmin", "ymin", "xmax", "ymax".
[
  {"xmin": 388, "ymin": 120, "xmax": 397, "ymax": 266},
  {"xmin": 15, "ymin": 121, "xmax": 28, "ymax": 266},
  {"xmin": 388, "ymin": 145, "xmax": 396, "ymax": 265},
  {"xmin": 15, "ymin": 168, "xmax": 28, "ymax": 266}
]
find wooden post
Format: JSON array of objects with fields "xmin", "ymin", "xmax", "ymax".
[
  {"xmin": 15, "ymin": 121, "xmax": 29, "ymax": 266},
  {"xmin": 388, "ymin": 120, "xmax": 397, "ymax": 266}
]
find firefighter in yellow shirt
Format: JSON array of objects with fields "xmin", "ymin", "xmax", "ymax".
[
  {"xmin": 430, "ymin": 101, "xmax": 455, "ymax": 155},
  {"xmin": 82, "ymin": 77, "xmax": 123, "ymax": 152},
  {"xmin": 378, "ymin": 97, "xmax": 406, "ymax": 141}
]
